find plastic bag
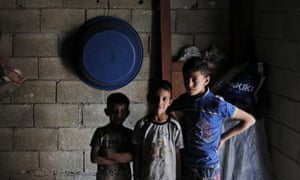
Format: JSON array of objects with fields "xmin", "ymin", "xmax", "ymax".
[{"xmin": 216, "ymin": 62, "xmax": 265, "ymax": 114}]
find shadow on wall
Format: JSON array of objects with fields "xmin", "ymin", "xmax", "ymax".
[
  {"xmin": 148, "ymin": 0, "xmax": 163, "ymax": 89},
  {"xmin": 59, "ymin": 29, "xmax": 79, "ymax": 77}
]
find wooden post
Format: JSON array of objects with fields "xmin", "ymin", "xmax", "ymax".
[{"xmin": 160, "ymin": 0, "xmax": 171, "ymax": 81}]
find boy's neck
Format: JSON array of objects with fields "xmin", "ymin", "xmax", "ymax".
[
  {"xmin": 189, "ymin": 87, "xmax": 209, "ymax": 97},
  {"xmin": 151, "ymin": 113, "xmax": 169, "ymax": 123},
  {"xmin": 108, "ymin": 122, "xmax": 123, "ymax": 127}
]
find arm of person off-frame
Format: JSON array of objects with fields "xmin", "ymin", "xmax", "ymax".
[
  {"xmin": 218, "ymin": 108, "xmax": 256, "ymax": 150},
  {"xmin": 91, "ymin": 146, "xmax": 118, "ymax": 165}
]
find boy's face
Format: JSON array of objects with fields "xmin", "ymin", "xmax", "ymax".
[
  {"xmin": 183, "ymin": 71, "xmax": 210, "ymax": 96},
  {"xmin": 149, "ymin": 88, "xmax": 172, "ymax": 115},
  {"xmin": 105, "ymin": 103, "xmax": 129, "ymax": 125}
]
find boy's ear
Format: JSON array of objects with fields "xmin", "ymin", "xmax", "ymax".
[
  {"xmin": 169, "ymin": 98, "xmax": 173, "ymax": 105},
  {"xmin": 104, "ymin": 108, "xmax": 110, "ymax": 116},
  {"xmin": 205, "ymin": 76, "xmax": 210, "ymax": 85},
  {"xmin": 126, "ymin": 110, "xmax": 130, "ymax": 117}
]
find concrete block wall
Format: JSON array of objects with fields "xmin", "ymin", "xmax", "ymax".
[
  {"xmin": 0, "ymin": 0, "xmax": 232, "ymax": 179},
  {"xmin": 254, "ymin": 0, "xmax": 300, "ymax": 179}
]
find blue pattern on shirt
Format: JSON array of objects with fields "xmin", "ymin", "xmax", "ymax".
[{"xmin": 170, "ymin": 89, "xmax": 237, "ymax": 168}]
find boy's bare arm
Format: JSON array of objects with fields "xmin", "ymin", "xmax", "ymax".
[
  {"xmin": 218, "ymin": 108, "xmax": 256, "ymax": 150},
  {"xmin": 169, "ymin": 110, "xmax": 184, "ymax": 121},
  {"xmin": 91, "ymin": 146, "xmax": 117, "ymax": 165}
]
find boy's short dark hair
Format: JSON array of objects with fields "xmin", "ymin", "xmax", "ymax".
[
  {"xmin": 107, "ymin": 93, "xmax": 130, "ymax": 108},
  {"xmin": 148, "ymin": 80, "xmax": 172, "ymax": 100},
  {"xmin": 182, "ymin": 57, "xmax": 211, "ymax": 77}
]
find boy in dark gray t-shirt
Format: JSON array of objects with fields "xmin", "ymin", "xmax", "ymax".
[{"xmin": 90, "ymin": 93, "xmax": 133, "ymax": 180}]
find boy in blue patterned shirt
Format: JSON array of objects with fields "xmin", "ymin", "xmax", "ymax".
[{"xmin": 168, "ymin": 57, "xmax": 256, "ymax": 180}]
